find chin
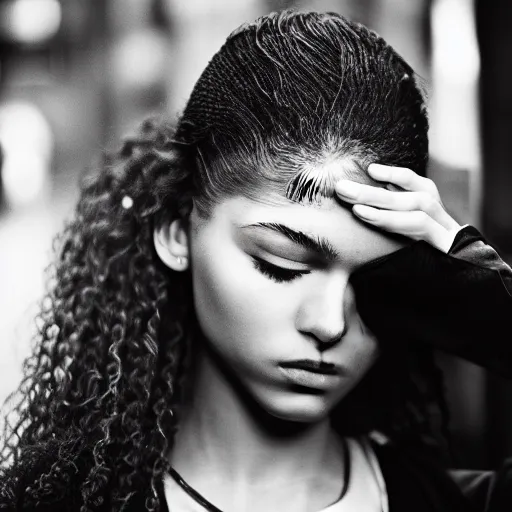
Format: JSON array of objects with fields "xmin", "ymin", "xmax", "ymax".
[{"xmin": 258, "ymin": 389, "xmax": 337, "ymax": 424}]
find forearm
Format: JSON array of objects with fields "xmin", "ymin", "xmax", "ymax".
[
  {"xmin": 448, "ymin": 225, "xmax": 512, "ymax": 294},
  {"xmin": 351, "ymin": 226, "xmax": 512, "ymax": 377}
]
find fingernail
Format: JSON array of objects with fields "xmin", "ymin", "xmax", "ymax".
[
  {"xmin": 353, "ymin": 204, "xmax": 375, "ymax": 219},
  {"xmin": 336, "ymin": 180, "xmax": 360, "ymax": 197}
]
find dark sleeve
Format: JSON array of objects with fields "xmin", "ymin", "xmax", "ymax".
[
  {"xmin": 448, "ymin": 226, "xmax": 512, "ymax": 285},
  {"xmin": 349, "ymin": 225, "xmax": 512, "ymax": 378},
  {"xmin": 374, "ymin": 440, "xmax": 512, "ymax": 512},
  {"xmin": 449, "ymin": 462, "xmax": 512, "ymax": 512},
  {"xmin": 485, "ymin": 459, "xmax": 512, "ymax": 512}
]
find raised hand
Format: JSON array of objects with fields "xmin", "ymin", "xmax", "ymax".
[{"xmin": 335, "ymin": 163, "xmax": 463, "ymax": 253}]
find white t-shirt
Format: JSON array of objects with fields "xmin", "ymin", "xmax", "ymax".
[
  {"xmin": 324, "ymin": 437, "xmax": 388, "ymax": 512},
  {"xmin": 163, "ymin": 436, "xmax": 388, "ymax": 512}
]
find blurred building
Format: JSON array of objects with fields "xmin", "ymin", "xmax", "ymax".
[{"xmin": 0, "ymin": 0, "xmax": 510, "ymax": 469}]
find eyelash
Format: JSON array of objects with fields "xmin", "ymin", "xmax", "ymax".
[{"xmin": 251, "ymin": 257, "xmax": 310, "ymax": 283}]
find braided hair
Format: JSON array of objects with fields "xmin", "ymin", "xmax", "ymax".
[{"xmin": 0, "ymin": 10, "xmax": 448, "ymax": 512}]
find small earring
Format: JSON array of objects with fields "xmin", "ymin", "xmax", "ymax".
[{"xmin": 176, "ymin": 256, "xmax": 183, "ymax": 265}]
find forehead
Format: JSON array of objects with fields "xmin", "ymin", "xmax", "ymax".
[
  {"xmin": 205, "ymin": 192, "xmax": 410, "ymax": 269},
  {"xmin": 248, "ymin": 155, "xmax": 388, "ymax": 209}
]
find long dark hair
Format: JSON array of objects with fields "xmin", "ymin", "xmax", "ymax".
[{"xmin": 0, "ymin": 10, "xmax": 448, "ymax": 512}]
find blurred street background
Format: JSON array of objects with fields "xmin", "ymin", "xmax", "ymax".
[{"xmin": 0, "ymin": 0, "xmax": 510, "ymax": 469}]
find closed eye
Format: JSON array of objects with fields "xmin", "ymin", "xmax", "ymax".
[{"xmin": 251, "ymin": 256, "xmax": 311, "ymax": 283}]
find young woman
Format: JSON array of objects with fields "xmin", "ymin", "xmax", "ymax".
[{"xmin": 1, "ymin": 9, "xmax": 511, "ymax": 512}]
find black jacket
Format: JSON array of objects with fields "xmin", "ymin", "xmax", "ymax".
[
  {"xmin": 351, "ymin": 224, "xmax": 512, "ymax": 512},
  {"xmin": 1, "ymin": 225, "xmax": 511, "ymax": 511}
]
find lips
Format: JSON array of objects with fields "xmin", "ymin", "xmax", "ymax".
[
  {"xmin": 278, "ymin": 359, "xmax": 340, "ymax": 375},
  {"xmin": 277, "ymin": 361, "xmax": 343, "ymax": 390}
]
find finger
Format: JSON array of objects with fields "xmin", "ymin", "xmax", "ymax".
[
  {"xmin": 352, "ymin": 205, "xmax": 459, "ymax": 253},
  {"xmin": 368, "ymin": 164, "xmax": 439, "ymax": 196},
  {"xmin": 337, "ymin": 182, "xmax": 433, "ymax": 211},
  {"xmin": 335, "ymin": 182, "xmax": 460, "ymax": 233}
]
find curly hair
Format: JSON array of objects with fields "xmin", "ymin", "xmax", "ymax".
[{"xmin": 0, "ymin": 10, "xmax": 450, "ymax": 512}]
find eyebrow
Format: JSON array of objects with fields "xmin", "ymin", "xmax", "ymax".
[{"xmin": 241, "ymin": 222, "xmax": 340, "ymax": 261}]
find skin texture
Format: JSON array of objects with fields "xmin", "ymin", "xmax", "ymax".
[
  {"xmin": 153, "ymin": 162, "xmax": 461, "ymax": 511},
  {"xmin": 164, "ymin": 195, "xmax": 406, "ymax": 512},
  {"xmin": 156, "ymin": 161, "xmax": 414, "ymax": 422},
  {"xmin": 154, "ymin": 161, "xmax": 440, "ymax": 511},
  {"xmin": 340, "ymin": 164, "xmax": 461, "ymax": 253},
  {"xmin": 156, "ymin": 160, "xmax": 461, "ymax": 427},
  {"xmin": 187, "ymin": 194, "xmax": 404, "ymax": 422}
]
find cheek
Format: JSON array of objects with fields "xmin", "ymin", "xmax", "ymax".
[
  {"xmin": 190, "ymin": 239, "xmax": 293, "ymax": 357},
  {"xmin": 349, "ymin": 336, "xmax": 381, "ymax": 379},
  {"xmin": 340, "ymin": 315, "xmax": 381, "ymax": 380}
]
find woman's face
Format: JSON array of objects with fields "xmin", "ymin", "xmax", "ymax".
[{"xmin": 188, "ymin": 182, "xmax": 409, "ymax": 424}]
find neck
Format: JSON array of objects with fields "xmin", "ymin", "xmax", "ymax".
[{"xmin": 170, "ymin": 343, "xmax": 343, "ymax": 493}]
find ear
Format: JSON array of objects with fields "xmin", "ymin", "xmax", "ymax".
[{"xmin": 153, "ymin": 217, "xmax": 190, "ymax": 271}]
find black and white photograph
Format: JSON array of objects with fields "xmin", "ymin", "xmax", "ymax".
[{"xmin": 0, "ymin": 1, "xmax": 511, "ymax": 511}]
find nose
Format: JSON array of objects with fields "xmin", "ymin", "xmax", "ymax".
[{"xmin": 295, "ymin": 272, "xmax": 353, "ymax": 351}]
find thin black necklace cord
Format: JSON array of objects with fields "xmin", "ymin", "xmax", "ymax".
[
  {"xmin": 167, "ymin": 467, "xmax": 223, "ymax": 512},
  {"xmin": 167, "ymin": 436, "xmax": 351, "ymax": 511},
  {"xmin": 338, "ymin": 435, "xmax": 351, "ymax": 501}
]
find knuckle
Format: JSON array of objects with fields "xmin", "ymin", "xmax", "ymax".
[
  {"xmin": 367, "ymin": 210, "xmax": 382, "ymax": 224},
  {"xmin": 413, "ymin": 210, "xmax": 430, "ymax": 229},
  {"xmin": 393, "ymin": 167, "xmax": 411, "ymax": 185},
  {"xmin": 422, "ymin": 177, "xmax": 438, "ymax": 195},
  {"xmin": 419, "ymin": 192, "xmax": 437, "ymax": 212}
]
